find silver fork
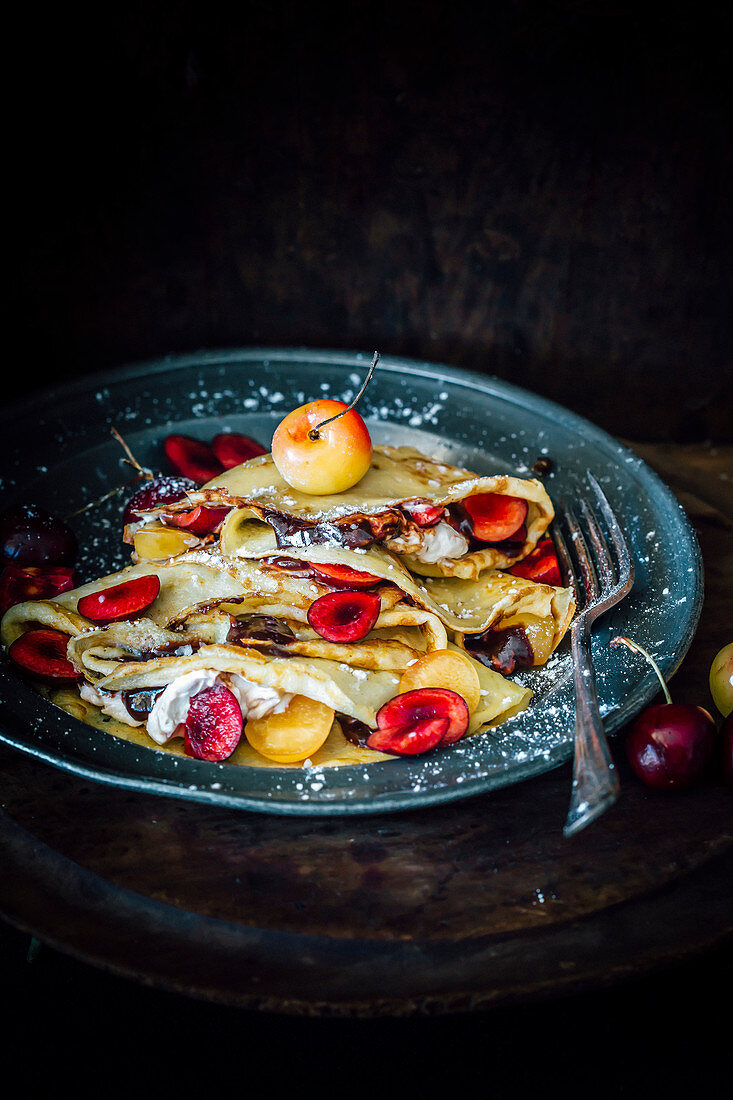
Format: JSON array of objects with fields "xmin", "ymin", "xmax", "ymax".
[{"xmin": 552, "ymin": 472, "xmax": 635, "ymax": 837}]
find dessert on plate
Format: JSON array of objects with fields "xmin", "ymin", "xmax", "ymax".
[
  {"xmin": 1, "ymin": 378, "xmax": 575, "ymax": 769},
  {"xmin": 126, "ymin": 446, "xmax": 555, "ymax": 580}
]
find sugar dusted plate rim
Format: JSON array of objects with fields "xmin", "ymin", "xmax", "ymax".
[{"xmin": 0, "ymin": 348, "xmax": 703, "ymax": 815}]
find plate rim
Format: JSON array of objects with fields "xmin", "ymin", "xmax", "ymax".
[{"xmin": 0, "ymin": 346, "xmax": 704, "ymax": 815}]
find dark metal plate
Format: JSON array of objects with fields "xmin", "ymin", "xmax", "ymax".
[{"xmin": 0, "ymin": 349, "xmax": 703, "ymax": 814}]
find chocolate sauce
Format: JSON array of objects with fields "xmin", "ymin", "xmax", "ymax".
[
  {"xmin": 531, "ymin": 456, "xmax": 555, "ymax": 477},
  {"xmin": 227, "ymin": 614, "xmax": 295, "ymax": 657},
  {"xmin": 262, "ymin": 555, "xmax": 314, "ymax": 577},
  {"xmin": 337, "ymin": 713, "xmax": 373, "ymax": 745},
  {"xmin": 121, "ymin": 687, "xmax": 165, "ymax": 722},
  {"xmin": 463, "ymin": 625, "xmax": 534, "ymax": 676},
  {"xmin": 490, "ymin": 531, "xmax": 526, "ymax": 557},
  {"xmin": 262, "ymin": 509, "xmax": 401, "ymax": 552}
]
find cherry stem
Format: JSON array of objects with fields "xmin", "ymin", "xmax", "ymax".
[
  {"xmin": 63, "ymin": 429, "xmax": 153, "ymax": 521},
  {"xmin": 110, "ymin": 427, "xmax": 153, "ymax": 480},
  {"xmin": 307, "ymin": 350, "xmax": 380, "ymax": 441},
  {"xmin": 64, "ymin": 483, "xmax": 129, "ymax": 520},
  {"xmin": 610, "ymin": 635, "xmax": 672, "ymax": 704}
]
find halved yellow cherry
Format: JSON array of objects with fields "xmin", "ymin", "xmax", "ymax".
[
  {"xmin": 244, "ymin": 694, "xmax": 335, "ymax": 763},
  {"xmin": 133, "ymin": 523, "xmax": 199, "ymax": 560},
  {"xmin": 271, "ymin": 399, "xmax": 372, "ymax": 495},
  {"xmin": 398, "ymin": 649, "xmax": 481, "ymax": 714},
  {"xmin": 506, "ymin": 613, "xmax": 556, "ymax": 666}
]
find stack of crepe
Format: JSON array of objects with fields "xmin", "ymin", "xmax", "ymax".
[{"xmin": 1, "ymin": 445, "xmax": 575, "ymax": 768}]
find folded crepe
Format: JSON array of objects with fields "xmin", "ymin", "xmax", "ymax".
[
  {"xmin": 2, "ymin": 555, "xmax": 532, "ymax": 766},
  {"xmin": 128, "ymin": 446, "xmax": 554, "ymax": 579},
  {"xmin": 0, "ymin": 554, "xmax": 448, "ymax": 658},
  {"xmin": 214, "ymin": 520, "xmax": 575, "ymax": 668}
]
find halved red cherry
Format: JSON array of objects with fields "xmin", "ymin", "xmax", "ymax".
[
  {"xmin": 464, "ymin": 493, "xmax": 528, "ymax": 543},
  {"xmin": 183, "ymin": 683, "xmax": 243, "ymax": 762},
  {"xmin": 375, "ymin": 687, "xmax": 470, "ymax": 745},
  {"xmin": 123, "ymin": 475, "xmax": 197, "ymax": 524},
  {"xmin": 403, "ymin": 501, "xmax": 445, "ymax": 527},
  {"xmin": 211, "ymin": 432, "xmax": 268, "ymax": 468},
  {"xmin": 164, "ymin": 434, "xmax": 224, "ymax": 484},
  {"xmin": 163, "ymin": 505, "xmax": 230, "ymax": 535},
  {"xmin": 366, "ymin": 717, "xmax": 449, "ymax": 756},
  {"xmin": 77, "ymin": 574, "xmax": 161, "ymax": 624},
  {"xmin": 310, "ymin": 562, "xmax": 382, "ymax": 589},
  {"xmin": 509, "ymin": 538, "xmax": 562, "ymax": 586},
  {"xmin": 0, "ymin": 565, "xmax": 75, "ymax": 615},
  {"xmin": 8, "ymin": 628, "xmax": 81, "ymax": 683},
  {"xmin": 307, "ymin": 590, "xmax": 381, "ymax": 642}
]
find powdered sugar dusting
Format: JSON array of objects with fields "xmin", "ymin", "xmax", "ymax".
[{"xmin": 1, "ymin": 350, "xmax": 702, "ymax": 813}]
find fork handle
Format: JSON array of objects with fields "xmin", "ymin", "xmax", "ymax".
[{"xmin": 564, "ymin": 618, "xmax": 620, "ymax": 837}]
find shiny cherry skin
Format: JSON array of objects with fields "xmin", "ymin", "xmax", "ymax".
[
  {"xmin": 709, "ymin": 642, "xmax": 733, "ymax": 717},
  {"xmin": 123, "ymin": 475, "xmax": 197, "ymax": 524},
  {"xmin": 271, "ymin": 399, "xmax": 372, "ymax": 495},
  {"xmin": 0, "ymin": 504, "xmax": 77, "ymax": 566},
  {"xmin": 625, "ymin": 702, "xmax": 717, "ymax": 790}
]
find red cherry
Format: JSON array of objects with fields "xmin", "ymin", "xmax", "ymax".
[
  {"xmin": 309, "ymin": 562, "xmax": 382, "ymax": 588},
  {"xmin": 306, "ymin": 590, "xmax": 381, "ymax": 642},
  {"xmin": 163, "ymin": 505, "xmax": 230, "ymax": 535},
  {"xmin": 183, "ymin": 683, "xmax": 244, "ymax": 762},
  {"xmin": 0, "ymin": 504, "xmax": 77, "ymax": 566},
  {"xmin": 612, "ymin": 635, "xmax": 719, "ymax": 791},
  {"xmin": 123, "ymin": 475, "xmax": 197, "ymax": 524},
  {"xmin": 403, "ymin": 502, "xmax": 445, "ymax": 527},
  {"xmin": 509, "ymin": 538, "xmax": 562, "ymax": 586},
  {"xmin": 375, "ymin": 687, "xmax": 469, "ymax": 745},
  {"xmin": 366, "ymin": 717, "xmax": 449, "ymax": 755},
  {"xmin": 0, "ymin": 565, "xmax": 75, "ymax": 615},
  {"xmin": 211, "ymin": 432, "xmax": 268, "ymax": 468},
  {"xmin": 77, "ymin": 574, "xmax": 161, "ymax": 624},
  {"xmin": 164, "ymin": 435, "xmax": 224, "ymax": 484},
  {"xmin": 8, "ymin": 628, "xmax": 81, "ymax": 683},
  {"xmin": 463, "ymin": 493, "xmax": 528, "ymax": 543},
  {"xmin": 625, "ymin": 703, "xmax": 717, "ymax": 790}
]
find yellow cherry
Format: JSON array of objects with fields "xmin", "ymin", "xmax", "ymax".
[
  {"xmin": 398, "ymin": 649, "xmax": 481, "ymax": 713},
  {"xmin": 271, "ymin": 399, "xmax": 372, "ymax": 495},
  {"xmin": 244, "ymin": 694, "xmax": 335, "ymax": 762}
]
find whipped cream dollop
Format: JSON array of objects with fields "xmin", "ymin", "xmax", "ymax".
[
  {"xmin": 81, "ymin": 671, "xmax": 294, "ymax": 743},
  {"xmin": 146, "ymin": 669, "xmax": 293, "ymax": 745},
  {"xmin": 387, "ymin": 520, "xmax": 469, "ymax": 564}
]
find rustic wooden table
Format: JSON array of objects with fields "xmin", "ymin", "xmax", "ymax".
[{"xmin": 1, "ymin": 441, "xmax": 730, "ymax": 1017}]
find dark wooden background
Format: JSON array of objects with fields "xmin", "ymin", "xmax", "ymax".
[
  {"xmin": 7, "ymin": 1, "xmax": 732, "ymax": 439},
  {"xmin": 2, "ymin": 1, "xmax": 731, "ymax": 1092}
]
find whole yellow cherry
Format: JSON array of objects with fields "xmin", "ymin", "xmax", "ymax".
[{"xmin": 271, "ymin": 399, "xmax": 372, "ymax": 495}]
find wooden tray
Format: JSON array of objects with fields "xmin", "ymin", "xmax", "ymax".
[{"xmin": 1, "ymin": 442, "xmax": 730, "ymax": 1015}]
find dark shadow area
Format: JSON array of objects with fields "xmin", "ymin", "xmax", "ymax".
[
  {"xmin": 1, "ymin": 917, "xmax": 730, "ymax": 1093},
  {"xmin": 6, "ymin": 1, "xmax": 732, "ymax": 439},
  {"xmin": 2, "ymin": 3, "xmax": 731, "ymax": 1089}
]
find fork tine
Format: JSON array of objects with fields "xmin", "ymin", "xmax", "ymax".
[
  {"xmin": 561, "ymin": 472, "xmax": 636, "ymax": 836},
  {"xmin": 586, "ymin": 472, "xmax": 634, "ymax": 591},
  {"xmin": 578, "ymin": 497, "xmax": 616, "ymax": 588},
  {"xmin": 562, "ymin": 502, "xmax": 599, "ymax": 605}
]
